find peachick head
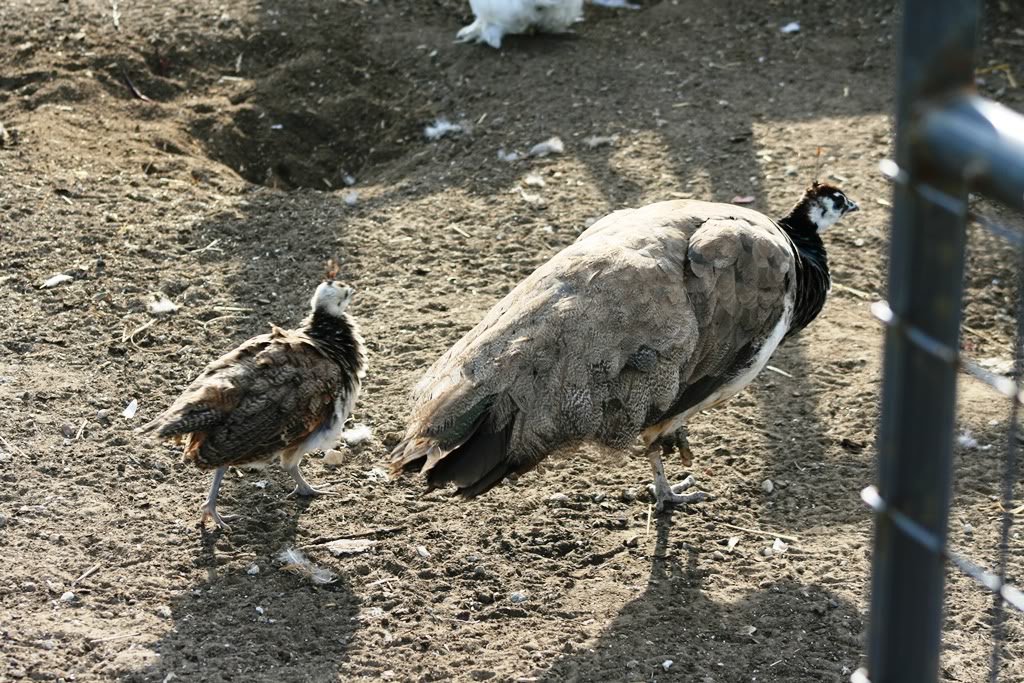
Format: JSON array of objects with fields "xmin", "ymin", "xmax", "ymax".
[{"xmin": 311, "ymin": 280, "xmax": 354, "ymax": 317}]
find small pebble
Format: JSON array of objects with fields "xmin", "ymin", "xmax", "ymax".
[
  {"xmin": 509, "ymin": 591, "xmax": 528, "ymax": 604},
  {"xmin": 784, "ymin": 164, "xmax": 798, "ymax": 176},
  {"xmin": 96, "ymin": 409, "xmax": 110, "ymax": 423},
  {"xmin": 548, "ymin": 493, "xmax": 569, "ymax": 503},
  {"xmin": 21, "ymin": 581, "xmax": 37, "ymax": 593},
  {"xmin": 246, "ymin": 563, "xmax": 261, "ymax": 575},
  {"xmin": 255, "ymin": 606, "xmax": 265, "ymax": 615},
  {"xmin": 59, "ymin": 591, "xmax": 76, "ymax": 603},
  {"xmin": 156, "ymin": 605, "xmax": 172, "ymax": 618},
  {"xmin": 624, "ymin": 535, "xmax": 640, "ymax": 548},
  {"xmin": 663, "ymin": 660, "xmax": 674, "ymax": 671},
  {"xmin": 761, "ymin": 478, "xmax": 774, "ymax": 494},
  {"xmin": 711, "ymin": 550, "xmax": 726, "ymax": 561},
  {"xmin": 416, "ymin": 545, "xmax": 431, "ymax": 559},
  {"xmin": 61, "ymin": 423, "xmax": 76, "ymax": 438},
  {"xmin": 621, "ymin": 488, "xmax": 637, "ymax": 503},
  {"xmin": 964, "ymin": 523, "xmax": 974, "ymax": 537}
]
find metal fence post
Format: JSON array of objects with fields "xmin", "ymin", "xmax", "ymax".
[{"xmin": 867, "ymin": 1, "xmax": 980, "ymax": 681}]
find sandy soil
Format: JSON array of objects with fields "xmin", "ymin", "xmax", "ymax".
[{"xmin": 2, "ymin": 1, "xmax": 1024, "ymax": 681}]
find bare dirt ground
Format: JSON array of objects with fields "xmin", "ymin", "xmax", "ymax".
[{"xmin": 2, "ymin": 1, "xmax": 1024, "ymax": 681}]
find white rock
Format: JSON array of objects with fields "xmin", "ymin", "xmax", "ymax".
[
  {"xmin": 344, "ymin": 191, "xmax": 359, "ymax": 207},
  {"xmin": 255, "ymin": 606, "xmax": 265, "ymax": 615},
  {"xmin": 323, "ymin": 449, "xmax": 346, "ymax": 466},
  {"xmin": 761, "ymin": 478, "xmax": 774, "ymax": 494},
  {"xmin": 59, "ymin": 591, "xmax": 76, "ymax": 603},
  {"xmin": 524, "ymin": 173, "xmax": 546, "ymax": 187},
  {"xmin": 416, "ymin": 545, "xmax": 431, "ymax": 559},
  {"xmin": 662, "ymin": 660, "xmax": 674, "ymax": 671},
  {"xmin": 246, "ymin": 563, "xmax": 261, "ymax": 575},
  {"xmin": 781, "ymin": 21, "xmax": 801, "ymax": 34},
  {"xmin": 964, "ymin": 523, "xmax": 974, "ymax": 537},
  {"xmin": 509, "ymin": 591, "xmax": 528, "ymax": 604},
  {"xmin": 497, "ymin": 148, "xmax": 520, "ymax": 162},
  {"xmin": 156, "ymin": 605, "xmax": 172, "ymax": 618},
  {"xmin": 548, "ymin": 493, "xmax": 569, "ymax": 503},
  {"xmin": 772, "ymin": 538, "xmax": 789, "ymax": 554}
]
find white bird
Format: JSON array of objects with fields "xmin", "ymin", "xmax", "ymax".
[{"xmin": 456, "ymin": 0, "xmax": 584, "ymax": 49}]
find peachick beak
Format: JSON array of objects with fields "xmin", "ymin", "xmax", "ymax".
[{"xmin": 848, "ymin": 201, "xmax": 860, "ymax": 213}]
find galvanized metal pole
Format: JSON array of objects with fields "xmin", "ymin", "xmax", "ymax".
[{"xmin": 868, "ymin": 1, "xmax": 980, "ymax": 682}]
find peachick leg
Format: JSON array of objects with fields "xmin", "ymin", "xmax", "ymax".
[
  {"xmin": 284, "ymin": 461, "xmax": 334, "ymax": 498},
  {"xmin": 199, "ymin": 466, "xmax": 236, "ymax": 530}
]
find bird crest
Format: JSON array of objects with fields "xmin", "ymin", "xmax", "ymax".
[{"xmin": 325, "ymin": 257, "xmax": 340, "ymax": 281}]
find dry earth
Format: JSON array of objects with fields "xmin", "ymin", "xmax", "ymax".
[{"xmin": 2, "ymin": 1, "xmax": 1024, "ymax": 681}]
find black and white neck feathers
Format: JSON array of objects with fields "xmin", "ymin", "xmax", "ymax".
[
  {"xmin": 779, "ymin": 198, "xmax": 832, "ymax": 339},
  {"xmin": 304, "ymin": 309, "xmax": 367, "ymax": 387}
]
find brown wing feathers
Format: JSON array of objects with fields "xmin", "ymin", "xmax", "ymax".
[
  {"xmin": 141, "ymin": 331, "xmax": 345, "ymax": 469},
  {"xmin": 391, "ymin": 200, "xmax": 795, "ymax": 496}
]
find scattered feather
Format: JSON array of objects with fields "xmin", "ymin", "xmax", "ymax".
[
  {"xmin": 365, "ymin": 467, "xmax": 388, "ymax": 482},
  {"xmin": 584, "ymin": 134, "xmax": 619, "ymax": 148},
  {"xmin": 781, "ymin": 21, "xmax": 800, "ymax": 34},
  {"xmin": 957, "ymin": 431, "xmax": 979, "ymax": 449},
  {"xmin": 424, "ymin": 118, "xmax": 463, "ymax": 140},
  {"xmin": 277, "ymin": 547, "xmax": 338, "ymax": 585},
  {"xmin": 497, "ymin": 148, "xmax": 521, "ymax": 162},
  {"xmin": 772, "ymin": 538, "xmax": 789, "ymax": 554},
  {"xmin": 344, "ymin": 191, "xmax": 359, "ymax": 207},
  {"xmin": 123, "ymin": 399, "xmax": 139, "ymax": 419},
  {"xmin": 529, "ymin": 136, "xmax": 565, "ymax": 157},
  {"xmin": 342, "ymin": 423, "xmax": 373, "ymax": 447},
  {"xmin": 41, "ymin": 274, "xmax": 73, "ymax": 289},
  {"xmin": 147, "ymin": 295, "xmax": 178, "ymax": 316}
]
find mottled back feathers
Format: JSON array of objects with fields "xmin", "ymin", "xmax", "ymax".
[
  {"xmin": 391, "ymin": 200, "xmax": 797, "ymax": 495},
  {"xmin": 141, "ymin": 311, "xmax": 365, "ymax": 470}
]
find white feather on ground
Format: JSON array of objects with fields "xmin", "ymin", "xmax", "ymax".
[
  {"xmin": 341, "ymin": 423, "xmax": 373, "ymax": 447},
  {"xmin": 529, "ymin": 136, "xmax": 564, "ymax": 157},
  {"xmin": 424, "ymin": 118, "xmax": 463, "ymax": 140},
  {"xmin": 277, "ymin": 547, "xmax": 338, "ymax": 585},
  {"xmin": 456, "ymin": 0, "xmax": 583, "ymax": 49}
]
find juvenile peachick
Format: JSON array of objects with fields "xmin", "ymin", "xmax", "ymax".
[
  {"xmin": 139, "ymin": 281, "xmax": 366, "ymax": 529},
  {"xmin": 390, "ymin": 183, "xmax": 858, "ymax": 509}
]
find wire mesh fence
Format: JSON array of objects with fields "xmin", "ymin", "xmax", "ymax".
[{"xmin": 862, "ymin": 1, "xmax": 1024, "ymax": 682}]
